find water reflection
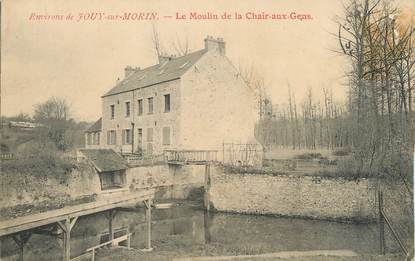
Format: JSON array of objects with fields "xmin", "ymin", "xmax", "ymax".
[{"xmin": 0, "ymin": 202, "xmax": 379, "ymax": 260}]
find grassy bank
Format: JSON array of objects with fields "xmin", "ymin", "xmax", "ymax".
[{"xmin": 95, "ymin": 247, "xmax": 404, "ymax": 261}]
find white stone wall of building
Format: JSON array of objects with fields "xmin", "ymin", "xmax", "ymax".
[
  {"xmin": 101, "ymin": 79, "xmax": 181, "ymax": 154},
  {"xmin": 180, "ymin": 50, "xmax": 258, "ymax": 151}
]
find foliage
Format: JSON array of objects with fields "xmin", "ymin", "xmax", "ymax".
[
  {"xmin": 336, "ymin": 0, "xmax": 414, "ymax": 181},
  {"xmin": 294, "ymin": 153, "xmax": 325, "ymax": 160},
  {"xmin": 256, "ymin": 0, "xmax": 414, "ymax": 181},
  {"xmin": 1, "ymin": 140, "xmax": 77, "ymax": 182},
  {"xmin": 223, "ymin": 163, "xmax": 383, "ymax": 180},
  {"xmin": 332, "ymin": 148, "xmax": 352, "ymax": 156},
  {"xmin": 34, "ymin": 96, "xmax": 70, "ymax": 122},
  {"xmin": 4, "ymin": 113, "xmax": 32, "ymax": 122},
  {"xmin": 31, "ymin": 97, "xmax": 88, "ymax": 150}
]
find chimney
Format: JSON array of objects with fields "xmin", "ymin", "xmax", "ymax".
[
  {"xmin": 124, "ymin": 66, "xmax": 140, "ymax": 78},
  {"xmin": 158, "ymin": 52, "xmax": 174, "ymax": 64},
  {"xmin": 204, "ymin": 36, "xmax": 226, "ymax": 55}
]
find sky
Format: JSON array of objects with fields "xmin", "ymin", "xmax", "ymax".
[{"xmin": 1, "ymin": 0, "xmax": 414, "ymax": 121}]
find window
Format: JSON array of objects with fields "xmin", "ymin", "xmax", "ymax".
[
  {"xmin": 100, "ymin": 170, "xmax": 126, "ymax": 190},
  {"xmin": 146, "ymin": 128, "xmax": 153, "ymax": 154},
  {"xmin": 162, "ymin": 127, "xmax": 171, "ymax": 145},
  {"xmin": 107, "ymin": 130, "xmax": 116, "ymax": 145},
  {"xmin": 147, "ymin": 128, "xmax": 153, "ymax": 142},
  {"xmin": 95, "ymin": 132, "xmax": 100, "ymax": 145},
  {"xmin": 148, "ymin": 97, "xmax": 154, "ymax": 114},
  {"xmin": 137, "ymin": 129, "xmax": 143, "ymax": 145},
  {"xmin": 138, "ymin": 99, "xmax": 143, "ymax": 115},
  {"xmin": 146, "ymin": 143, "xmax": 153, "ymax": 155},
  {"xmin": 87, "ymin": 133, "xmax": 92, "ymax": 145},
  {"xmin": 125, "ymin": 102, "xmax": 130, "ymax": 117},
  {"xmin": 110, "ymin": 105, "xmax": 115, "ymax": 120},
  {"xmin": 164, "ymin": 94, "xmax": 170, "ymax": 112},
  {"xmin": 122, "ymin": 129, "xmax": 132, "ymax": 145}
]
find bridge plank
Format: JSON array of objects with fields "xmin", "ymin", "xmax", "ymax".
[{"xmin": 0, "ymin": 189, "xmax": 155, "ymax": 237}]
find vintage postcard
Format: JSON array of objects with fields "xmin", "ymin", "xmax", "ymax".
[{"xmin": 0, "ymin": 0, "xmax": 414, "ymax": 260}]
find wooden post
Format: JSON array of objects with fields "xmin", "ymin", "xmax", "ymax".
[
  {"xmin": 203, "ymin": 209, "xmax": 211, "ymax": 244},
  {"xmin": 145, "ymin": 199, "xmax": 153, "ymax": 251},
  {"xmin": 12, "ymin": 232, "xmax": 31, "ymax": 261},
  {"xmin": 64, "ymin": 219, "xmax": 70, "ymax": 261},
  {"xmin": 108, "ymin": 210, "xmax": 114, "ymax": 241},
  {"xmin": 378, "ymin": 190, "xmax": 385, "ymax": 255},
  {"xmin": 57, "ymin": 217, "xmax": 77, "ymax": 261},
  {"xmin": 204, "ymin": 164, "xmax": 211, "ymax": 211}
]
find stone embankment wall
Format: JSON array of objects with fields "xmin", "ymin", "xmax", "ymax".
[
  {"xmin": 0, "ymin": 162, "xmax": 206, "ymax": 209},
  {"xmin": 0, "ymin": 163, "xmax": 101, "ymax": 209},
  {"xmin": 127, "ymin": 164, "xmax": 205, "ymax": 199},
  {"xmin": 209, "ymin": 166, "xmax": 379, "ymax": 222}
]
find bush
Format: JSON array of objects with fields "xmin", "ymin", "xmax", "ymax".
[
  {"xmin": 2, "ymin": 141, "xmax": 77, "ymax": 182},
  {"xmin": 295, "ymin": 152, "xmax": 325, "ymax": 160},
  {"xmin": 332, "ymin": 148, "xmax": 351, "ymax": 156}
]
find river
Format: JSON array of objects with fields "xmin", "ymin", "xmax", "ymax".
[{"xmin": 0, "ymin": 201, "xmax": 379, "ymax": 260}]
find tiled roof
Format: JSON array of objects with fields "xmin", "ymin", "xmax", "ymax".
[
  {"xmin": 102, "ymin": 49, "xmax": 207, "ymax": 97},
  {"xmin": 80, "ymin": 149, "xmax": 128, "ymax": 172},
  {"xmin": 85, "ymin": 118, "xmax": 102, "ymax": 133}
]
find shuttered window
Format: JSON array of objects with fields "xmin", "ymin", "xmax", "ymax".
[
  {"xmin": 164, "ymin": 94, "xmax": 170, "ymax": 112},
  {"xmin": 125, "ymin": 102, "xmax": 130, "ymax": 117},
  {"xmin": 122, "ymin": 129, "xmax": 132, "ymax": 145},
  {"xmin": 162, "ymin": 127, "xmax": 171, "ymax": 145},
  {"xmin": 148, "ymin": 97, "xmax": 154, "ymax": 114},
  {"xmin": 147, "ymin": 128, "xmax": 153, "ymax": 142},
  {"xmin": 107, "ymin": 130, "xmax": 116, "ymax": 145},
  {"xmin": 110, "ymin": 105, "xmax": 115, "ymax": 119},
  {"xmin": 138, "ymin": 99, "xmax": 143, "ymax": 115}
]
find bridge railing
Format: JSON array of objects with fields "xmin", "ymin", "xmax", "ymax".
[
  {"xmin": 164, "ymin": 150, "xmax": 218, "ymax": 164},
  {"xmin": 71, "ymin": 233, "xmax": 132, "ymax": 261},
  {"xmin": 0, "ymin": 153, "xmax": 14, "ymax": 160}
]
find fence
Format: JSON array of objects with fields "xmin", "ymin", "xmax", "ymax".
[
  {"xmin": 378, "ymin": 180, "xmax": 413, "ymax": 257},
  {"xmin": 222, "ymin": 142, "xmax": 263, "ymax": 167},
  {"xmin": 0, "ymin": 153, "xmax": 14, "ymax": 160}
]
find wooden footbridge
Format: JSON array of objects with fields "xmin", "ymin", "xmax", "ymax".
[{"xmin": 0, "ymin": 189, "xmax": 155, "ymax": 261}]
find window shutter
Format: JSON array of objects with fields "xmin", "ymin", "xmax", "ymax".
[{"xmin": 163, "ymin": 127, "xmax": 170, "ymax": 145}]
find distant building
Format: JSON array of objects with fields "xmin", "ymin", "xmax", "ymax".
[
  {"xmin": 85, "ymin": 36, "xmax": 258, "ymax": 155},
  {"xmin": 85, "ymin": 118, "xmax": 102, "ymax": 148},
  {"xmin": 8, "ymin": 121, "xmax": 41, "ymax": 129}
]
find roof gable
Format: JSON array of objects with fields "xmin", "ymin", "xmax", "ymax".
[
  {"xmin": 103, "ymin": 49, "xmax": 207, "ymax": 97},
  {"xmin": 86, "ymin": 118, "xmax": 102, "ymax": 133},
  {"xmin": 80, "ymin": 149, "xmax": 128, "ymax": 172}
]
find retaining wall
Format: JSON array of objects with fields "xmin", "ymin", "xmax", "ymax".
[
  {"xmin": 0, "ymin": 162, "xmax": 101, "ymax": 209},
  {"xmin": 0, "ymin": 163, "xmax": 206, "ymax": 210},
  {"xmin": 209, "ymin": 166, "xmax": 379, "ymax": 221},
  {"xmin": 127, "ymin": 164, "xmax": 205, "ymax": 199}
]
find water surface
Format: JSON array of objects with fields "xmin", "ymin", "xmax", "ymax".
[{"xmin": 0, "ymin": 202, "xmax": 380, "ymax": 260}]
